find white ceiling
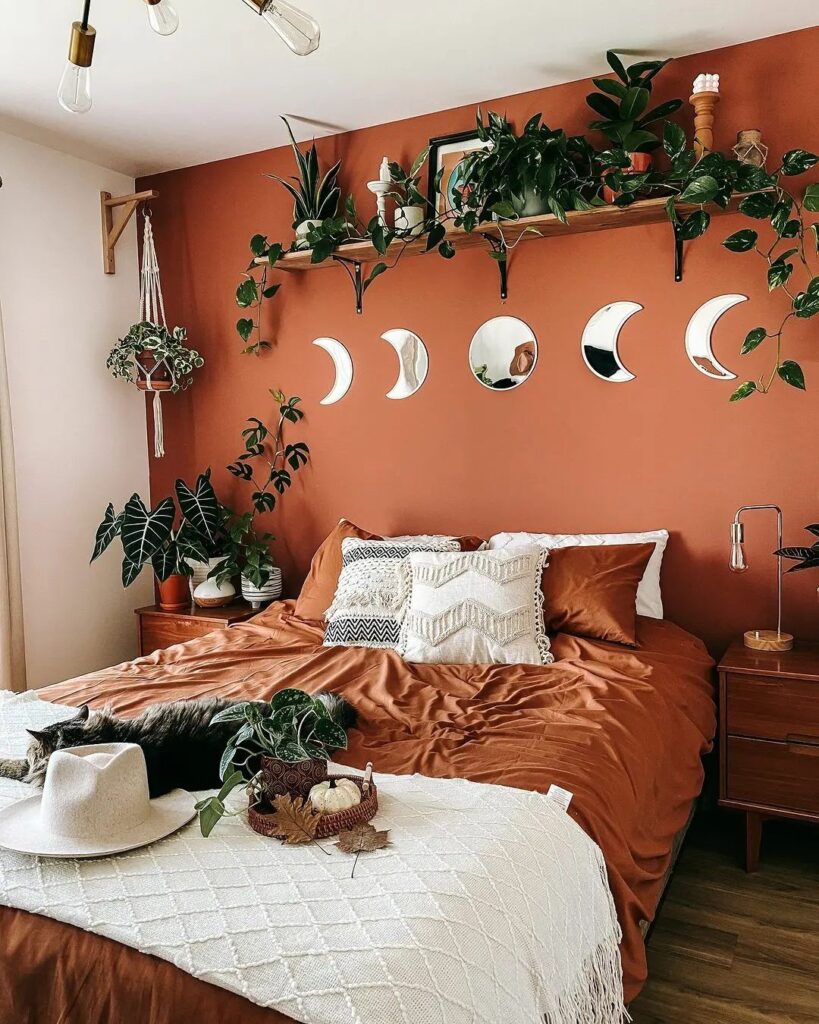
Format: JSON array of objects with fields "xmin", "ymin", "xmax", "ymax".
[{"xmin": 1, "ymin": 1, "xmax": 816, "ymax": 178}]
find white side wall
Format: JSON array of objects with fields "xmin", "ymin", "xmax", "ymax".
[{"xmin": 0, "ymin": 130, "xmax": 153, "ymax": 688}]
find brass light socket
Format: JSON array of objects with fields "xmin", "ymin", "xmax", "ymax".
[
  {"xmin": 68, "ymin": 21, "xmax": 96, "ymax": 68},
  {"xmin": 243, "ymin": 0, "xmax": 267, "ymax": 13},
  {"xmin": 144, "ymin": 0, "xmax": 163, "ymax": 5}
]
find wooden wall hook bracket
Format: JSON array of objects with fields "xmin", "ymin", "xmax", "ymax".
[{"xmin": 100, "ymin": 189, "xmax": 159, "ymax": 275}]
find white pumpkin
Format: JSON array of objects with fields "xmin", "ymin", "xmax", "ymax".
[{"xmin": 309, "ymin": 778, "xmax": 361, "ymax": 814}]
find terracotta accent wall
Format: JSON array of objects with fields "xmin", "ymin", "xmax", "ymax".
[{"xmin": 139, "ymin": 27, "xmax": 819, "ymax": 654}]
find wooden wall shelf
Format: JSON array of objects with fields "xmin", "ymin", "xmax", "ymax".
[{"xmin": 254, "ymin": 193, "xmax": 753, "ymax": 309}]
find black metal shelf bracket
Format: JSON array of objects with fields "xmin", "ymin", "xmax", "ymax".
[
  {"xmin": 482, "ymin": 235, "xmax": 509, "ymax": 301},
  {"xmin": 332, "ymin": 255, "xmax": 364, "ymax": 314},
  {"xmin": 673, "ymin": 220, "xmax": 685, "ymax": 283}
]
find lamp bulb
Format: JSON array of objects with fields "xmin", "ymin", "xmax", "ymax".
[
  {"xmin": 259, "ymin": 1, "xmax": 320, "ymax": 55},
  {"xmin": 146, "ymin": 0, "xmax": 179, "ymax": 35}
]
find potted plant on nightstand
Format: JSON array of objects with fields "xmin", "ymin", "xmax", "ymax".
[
  {"xmin": 91, "ymin": 492, "xmax": 206, "ymax": 610},
  {"xmin": 586, "ymin": 51, "xmax": 682, "ymax": 202},
  {"xmin": 267, "ymin": 116, "xmax": 341, "ymax": 250},
  {"xmin": 216, "ymin": 389, "xmax": 311, "ymax": 608}
]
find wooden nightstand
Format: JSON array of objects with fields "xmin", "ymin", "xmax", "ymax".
[
  {"xmin": 718, "ymin": 639, "xmax": 819, "ymax": 872},
  {"xmin": 135, "ymin": 603, "xmax": 256, "ymax": 657}
]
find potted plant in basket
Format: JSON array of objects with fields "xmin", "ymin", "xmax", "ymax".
[
  {"xmin": 267, "ymin": 116, "xmax": 341, "ymax": 249},
  {"xmin": 388, "ymin": 147, "xmax": 430, "ymax": 237},
  {"xmin": 586, "ymin": 51, "xmax": 682, "ymax": 202},
  {"xmin": 196, "ymin": 688, "xmax": 353, "ymax": 837},
  {"xmin": 106, "ymin": 321, "xmax": 204, "ymax": 392},
  {"xmin": 215, "ymin": 389, "xmax": 310, "ymax": 607}
]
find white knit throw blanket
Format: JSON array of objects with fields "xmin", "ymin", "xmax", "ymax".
[{"xmin": 0, "ymin": 693, "xmax": 628, "ymax": 1024}]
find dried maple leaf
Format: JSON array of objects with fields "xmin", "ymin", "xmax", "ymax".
[
  {"xmin": 335, "ymin": 822, "xmax": 391, "ymax": 854},
  {"xmin": 269, "ymin": 794, "xmax": 320, "ymax": 845}
]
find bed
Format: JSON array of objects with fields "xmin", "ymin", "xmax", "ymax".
[{"xmin": 0, "ymin": 600, "xmax": 715, "ymax": 1023}]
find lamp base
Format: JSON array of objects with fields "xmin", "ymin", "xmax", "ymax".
[{"xmin": 743, "ymin": 629, "xmax": 794, "ymax": 652}]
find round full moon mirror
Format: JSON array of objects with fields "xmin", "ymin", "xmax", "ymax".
[{"xmin": 469, "ymin": 316, "xmax": 538, "ymax": 390}]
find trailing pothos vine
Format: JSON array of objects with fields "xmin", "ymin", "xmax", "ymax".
[{"xmin": 235, "ymin": 51, "xmax": 818, "ymax": 399}]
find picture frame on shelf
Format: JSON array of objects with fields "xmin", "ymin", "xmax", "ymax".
[{"xmin": 427, "ymin": 129, "xmax": 491, "ymax": 218}]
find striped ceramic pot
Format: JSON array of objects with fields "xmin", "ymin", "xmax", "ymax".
[{"xmin": 241, "ymin": 568, "xmax": 283, "ymax": 609}]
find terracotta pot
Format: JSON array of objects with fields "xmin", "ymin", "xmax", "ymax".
[
  {"xmin": 260, "ymin": 755, "xmax": 328, "ymax": 799},
  {"xmin": 157, "ymin": 573, "xmax": 190, "ymax": 611},
  {"xmin": 603, "ymin": 152, "xmax": 652, "ymax": 204},
  {"xmin": 135, "ymin": 348, "xmax": 172, "ymax": 392}
]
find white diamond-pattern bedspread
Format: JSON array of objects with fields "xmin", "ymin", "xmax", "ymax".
[{"xmin": 0, "ymin": 694, "xmax": 627, "ymax": 1024}]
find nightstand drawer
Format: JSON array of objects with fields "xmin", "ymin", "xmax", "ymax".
[
  {"xmin": 140, "ymin": 615, "xmax": 215, "ymax": 655},
  {"xmin": 726, "ymin": 673, "xmax": 819, "ymax": 743},
  {"xmin": 727, "ymin": 736, "xmax": 819, "ymax": 814}
]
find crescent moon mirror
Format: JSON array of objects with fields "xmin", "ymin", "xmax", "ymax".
[
  {"xmin": 312, "ymin": 337, "xmax": 353, "ymax": 405},
  {"xmin": 581, "ymin": 301, "xmax": 642, "ymax": 383},
  {"xmin": 469, "ymin": 316, "xmax": 537, "ymax": 390},
  {"xmin": 381, "ymin": 329, "xmax": 429, "ymax": 399},
  {"xmin": 685, "ymin": 294, "xmax": 746, "ymax": 380}
]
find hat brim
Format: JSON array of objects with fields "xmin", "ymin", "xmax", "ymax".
[{"xmin": 0, "ymin": 789, "xmax": 196, "ymax": 858}]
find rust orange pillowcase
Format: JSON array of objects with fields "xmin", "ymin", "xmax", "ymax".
[
  {"xmin": 294, "ymin": 519, "xmax": 484, "ymax": 623},
  {"xmin": 541, "ymin": 543, "xmax": 655, "ymax": 646}
]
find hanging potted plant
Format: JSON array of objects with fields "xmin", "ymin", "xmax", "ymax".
[
  {"xmin": 106, "ymin": 321, "xmax": 204, "ymax": 395},
  {"xmin": 388, "ymin": 148, "xmax": 430, "ymax": 237},
  {"xmin": 216, "ymin": 390, "xmax": 310, "ymax": 607},
  {"xmin": 586, "ymin": 52, "xmax": 682, "ymax": 203},
  {"xmin": 267, "ymin": 116, "xmax": 341, "ymax": 250}
]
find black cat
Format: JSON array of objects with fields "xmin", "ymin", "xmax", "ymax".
[{"xmin": 0, "ymin": 695, "xmax": 354, "ymax": 798}]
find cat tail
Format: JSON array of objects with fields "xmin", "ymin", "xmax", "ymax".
[{"xmin": 315, "ymin": 692, "xmax": 357, "ymax": 731}]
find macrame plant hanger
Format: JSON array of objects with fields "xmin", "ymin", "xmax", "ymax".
[{"xmin": 136, "ymin": 210, "xmax": 174, "ymax": 458}]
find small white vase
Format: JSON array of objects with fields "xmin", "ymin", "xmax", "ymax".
[
  {"xmin": 193, "ymin": 577, "xmax": 236, "ymax": 608},
  {"xmin": 393, "ymin": 205, "xmax": 425, "ymax": 238},
  {"xmin": 295, "ymin": 219, "xmax": 322, "ymax": 249},
  {"xmin": 186, "ymin": 556, "xmax": 226, "ymax": 597},
  {"xmin": 241, "ymin": 568, "xmax": 283, "ymax": 609}
]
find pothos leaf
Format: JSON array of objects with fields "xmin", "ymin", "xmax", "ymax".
[
  {"xmin": 730, "ymin": 381, "xmax": 757, "ymax": 402},
  {"xmin": 777, "ymin": 359, "xmax": 805, "ymax": 390}
]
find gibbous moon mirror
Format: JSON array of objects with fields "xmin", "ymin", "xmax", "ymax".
[
  {"xmin": 469, "ymin": 316, "xmax": 537, "ymax": 390},
  {"xmin": 581, "ymin": 301, "xmax": 642, "ymax": 383},
  {"xmin": 381, "ymin": 329, "xmax": 429, "ymax": 400}
]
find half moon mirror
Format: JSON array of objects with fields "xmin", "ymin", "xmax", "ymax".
[{"xmin": 469, "ymin": 316, "xmax": 537, "ymax": 390}]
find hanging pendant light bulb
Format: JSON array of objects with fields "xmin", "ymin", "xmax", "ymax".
[
  {"xmin": 57, "ymin": 2, "xmax": 95, "ymax": 114},
  {"xmin": 241, "ymin": 0, "xmax": 320, "ymax": 55},
  {"xmin": 144, "ymin": 0, "xmax": 180, "ymax": 36}
]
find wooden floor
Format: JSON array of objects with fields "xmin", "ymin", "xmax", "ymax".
[{"xmin": 631, "ymin": 810, "xmax": 819, "ymax": 1023}]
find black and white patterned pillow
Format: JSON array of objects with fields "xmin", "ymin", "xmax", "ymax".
[{"xmin": 324, "ymin": 537, "xmax": 459, "ymax": 650}]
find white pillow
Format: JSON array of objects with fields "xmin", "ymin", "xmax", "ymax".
[
  {"xmin": 489, "ymin": 530, "xmax": 669, "ymax": 619},
  {"xmin": 400, "ymin": 547, "xmax": 553, "ymax": 666}
]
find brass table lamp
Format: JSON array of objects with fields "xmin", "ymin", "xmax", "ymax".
[{"xmin": 729, "ymin": 504, "xmax": 794, "ymax": 651}]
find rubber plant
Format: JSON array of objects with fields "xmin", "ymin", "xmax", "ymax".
[{"xmin": 211, "ymin": 390, "xmax": 310, "ymax": 588}]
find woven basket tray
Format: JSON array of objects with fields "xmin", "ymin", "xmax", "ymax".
[{"xmin": 248, "ymin": 775, "xmax": 378, "ymax": 840}]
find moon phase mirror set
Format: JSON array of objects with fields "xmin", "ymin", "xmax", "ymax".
[{"xmin": 311, "ymin": 296, "xmax": 748, "ymax": 404}]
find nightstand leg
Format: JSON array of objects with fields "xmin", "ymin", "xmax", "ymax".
[{"xmin": 745, "ymin": 812, "xmax": 762, "ymax": 873}]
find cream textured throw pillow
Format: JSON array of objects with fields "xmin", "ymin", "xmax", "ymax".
[
  {"xmin": 401, "ymin": 547, "xmax": 553, "ymax": 666},
  {"xmin": 324, "ymin": 537, "xmax": 459, "ymax": 649}
]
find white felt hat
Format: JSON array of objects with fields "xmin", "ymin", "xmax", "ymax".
[{"xmin": 0, "ymin": 743, "xmax": 195, "ymax": 858}]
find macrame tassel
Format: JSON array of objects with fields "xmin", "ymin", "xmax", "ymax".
[{"xmin": 152, "ymin": 390, "xmax": 165, "ymax": 459}]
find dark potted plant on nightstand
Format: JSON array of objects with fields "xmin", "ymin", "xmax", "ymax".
[
  {"xmin": 91, "ymin": 492, "xmax": 206, "ymax": 610},
  {"xmin": 586, "ymin": 51, "xmax": 682, "ymax": 202}
]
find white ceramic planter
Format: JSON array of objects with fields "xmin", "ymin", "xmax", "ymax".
[
  {"xmin": 193, "ymin": 577, "xmax": 237, "ymax": 608},
  {"xmin": 295, "ymin": 219, "xmax": 322, "ymax": 249},
  {"xmin": 241, "ymin": 568, "xmax": 283, "ymax": 609},
  {"xmin": 394, "ymin": 205, "xmax": 425, "ymax": 238},
  {"xmin": 186, "ymin": 556, "xmax": 226, "ymax": 597}
]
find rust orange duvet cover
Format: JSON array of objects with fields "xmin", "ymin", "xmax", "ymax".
[{"xmin": 0, "ymin": 602, "xmax": 715, "ymax": 1023}]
